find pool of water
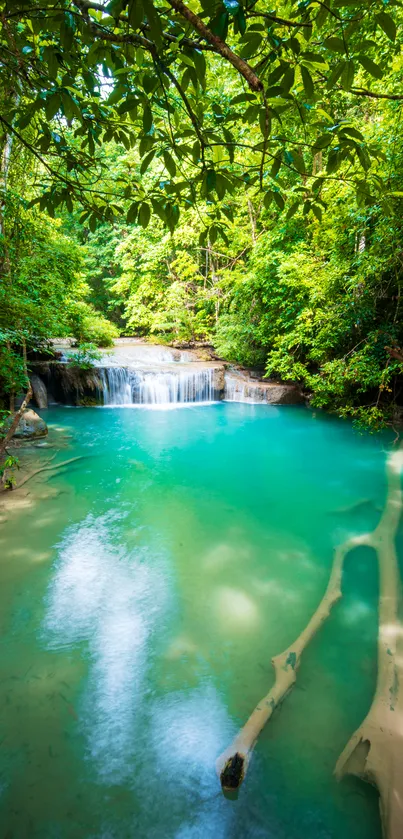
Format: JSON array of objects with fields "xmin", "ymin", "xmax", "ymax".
[{"xmin": 0, "ymin": 403, "xmax": 397, "ymax": 839}]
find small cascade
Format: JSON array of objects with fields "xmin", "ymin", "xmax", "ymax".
[
  {"xmin": 98, "ymin": 367, "xmax": 214, "ymax": 406},
  {"xmin": 99, "ymin": 368, "xmax": 133, "ymax": 406},
  {"xmin": 224, "ymin": 374, "xmax": 258, "ymax": 404},
  {"xmin": 137, "ymin": 369, "xmax": 213, "ymax": 405}
]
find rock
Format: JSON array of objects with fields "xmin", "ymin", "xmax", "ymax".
[
  {"xmin": 30, "ymin": 374, "xmax": 48, "ymax": 409},
  {"xmin": 224, "ymin": 372, "xmax": 303, "ymax": 405},
  {"xmin": 212, "ymin": 365, "xmax": 225, "ymax": 396},
  {"xmin": 13, "ymin": 409, "xmax": 48, "ymax": 439}
]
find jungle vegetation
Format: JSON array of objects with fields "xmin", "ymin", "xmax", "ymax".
[{"xmin": 1, "ymin": 0, "xmax": 403, "ymax": 437}]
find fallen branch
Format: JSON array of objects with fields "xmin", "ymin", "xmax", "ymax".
[
  {"xmin": 335, "ymin": 445, "xmax": 403, "ymax": 839},
  {"xmin": 216, "ymin": 531, "xmax": 367, "ymax": 789},
  {"xmin": 15, "ymin": 456, "xmax": 85, "ymax": 489},
  {"xmin": 217, "ymin": 445, "xmax": 403, "ymax": 839}
]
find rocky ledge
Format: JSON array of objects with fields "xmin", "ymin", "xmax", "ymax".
[{"xmin": 224, "ymin": 371, "xmax": 303, "ymax": 405}]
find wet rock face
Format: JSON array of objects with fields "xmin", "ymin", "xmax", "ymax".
[
  {"xmin": 224, "ymin": 372, "xmax": 303, "ymax": 404},
  {"xmin": 14, "ymin": 409, "xmax": 48, "ymax": 439},
  {"xmin": 212, "ymin": 366, "xmax": 225, "ymax": 395},
  {"xmin": 30, "ymin": 374, "xmax": 48, "ymax": 409},
  {"xmin": 29, "ymin": 363, "xmax": 104, "ymax": 406}
]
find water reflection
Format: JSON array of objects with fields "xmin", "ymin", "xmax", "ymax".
[{"xmin": 44, "ymin": 511, "xmax": 168, "ymax": 783}]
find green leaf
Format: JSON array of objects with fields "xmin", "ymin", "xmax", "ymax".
[
  {"xmin": 163, "ymin": 150, "xmax": 177, "ymax": 177},
  {"xmin": 316, "ymin": 4, "xmax": 329, "ymax": 28},
  {"xmin": 356, "ymin": 146, "xmax": 370, "ymax": 171},
  {"xmin": 300, "ymin": 66, "xmax": 314, "ymax": 99},
  {"xmin": 271, "ymin": 156, "xmax": 282, "ymax": 178},
  {"xmin": 139, "ymin": 202, "xmax": 151, "ymax": 228},
  {"xmin": 375, "ymin": 11, "xmax": 396, "ymax": 42},
  {"xmin": 288, "ymin": 37, "xmax": 301, "ymax": 55},
  {"xmin": 263, "ymin": 191, "xmax": 273, "ymax": 209},
  {"xmin": 45, "ymin": 93, "xmax": 61, "ymax": 120},
  {"xmin": 314, "ymin": 134, "xmax": 332, "ymax": 149},
  {"xmin": 17, "ymin": 110, "xmax": 33, "ymax": 130},
  {"xmin": 273, "ymin": 192, "xmax": 285, "ymax": 211},
  {"xmin": 324, "ymin": 37, "xmax": 345, "ymax": 54},
  {"xmin": 301, "ymin": 52, "xmax": 328, "ymax": 67},
  {"xmin": 230, "ymin": 92, "xmax": 257, "ymax": 105},
  {"xmin": 281, "ymin": 67, "xmax": 295, "ymax": 92},
  {"xmin": 239, "ymin": 33, "xmax": 263, "ymax": 59},
  {"xmin": 267, "ymin": 65, "xmax": 286, "ymax": 86},
  {"xmin": 206, "ymin": 168, "xmax": 216, "ymax": 193},
  {"xmin": 286, "ymin": 201, "xmax": 300, "ymax": 220},
  {"xmin": 311, "ymin": 204, "xmax": 322, "ymax": 222},
  {"xmin": 339, "ymin": 126, "xmax": 364, "ymax": 141},
  {"xmin": 89, "ymin": 213, "xmax": 98, "ymax": 233},
  {"xmin": 215, "ymin": 173, "xmax": 227, "ymax": 200},
  {"xmin": 140, "ymin": 149, "xmax": 156, "ymax": 174},
  {"xmin": 192, "ymin": 140, "xmax": 200, "ymax": 164},
  {"xmin": 142, "ymin": 103, "xmax": 153, "ymax": 133},
  {"xmin": 126, "ymin": 201, "xmax": 139, "ymax": 223},
  {"xmin": 143, "ymin": 0, "xmax": 163, "ymax": 48},
  {"xmin": 327, "ymin": 149, "xmax": 340, "ymax": 174},
  {"xmin": 358, "ymin": 55, "xmax": 383, "ymax": 80},
  {"xmin": 290, "ymin": 150, "xmax": 306, "ymax": 174},
  {"xmin": 128, "ymin": 0, "xmax": 144, "ymax": 29},
  {"xmin": 326, "ymin": 62, "xmax": 345, "ymax": 90},
  {"xmin": 210, "ymin": 11, "xmax": 229, "ymax": 40},
  {"xmin": 192, "ymin": 50, "xmax": 207, "ymax": 87},
  {"xmin": 60, "ymin": 13, "xmax": 75, "ymax": 52},
  {"xmin": 341, "ymin": 59, "xmax": 354, "ymax": 91}
]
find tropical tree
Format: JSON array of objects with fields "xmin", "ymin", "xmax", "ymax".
[{"xmin": 1, "ymin": 0, "xmax": 402, "ymax": 239}]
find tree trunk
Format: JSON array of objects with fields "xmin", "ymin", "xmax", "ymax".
[{"xmin": 0, "ymin": 383, "xmax": 33, "ymax": 460}]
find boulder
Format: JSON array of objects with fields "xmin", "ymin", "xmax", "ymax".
[
  {"xmin": 30, "ymin": 374, "xmax": 48, "ymax": 409},
  {"xmin": 212, "ymin": 365, "xmax": 225, "ymax": 396},
  {"xmin": 13, "ymin": 409, "xmax": 48, "ymax": 439}
]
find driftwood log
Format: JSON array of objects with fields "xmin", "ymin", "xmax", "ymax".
[{"xmin": 217, "ymin": 446, "xmax": 403, "ymax": 839}]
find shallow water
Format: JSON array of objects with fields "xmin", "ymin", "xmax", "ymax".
[{"xmin": 0, "ymin": 403, "xmax": 397, "ymax": 839}]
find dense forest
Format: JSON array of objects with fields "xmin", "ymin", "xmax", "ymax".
[{"xmin": 1, "ymin": 0, "xmax": 403, "ymax": 441}]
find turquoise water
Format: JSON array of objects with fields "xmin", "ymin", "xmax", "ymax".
[{"xmin": 0, "ymin": 403, "xmax": 395, "ymax": 839}]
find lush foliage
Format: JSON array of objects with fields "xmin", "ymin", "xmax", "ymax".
[
  {"xmin": 1, "ymin": 0, "xmax": 403, "ymax": 238},
  {"xmin": 1, "ymin": 0, "xmax": 403, "ymax": 442}
]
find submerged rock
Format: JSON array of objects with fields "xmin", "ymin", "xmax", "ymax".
[
  {"xmin": 30, "ymin": 373, "xmax": 48, "ymax": 409},
  {"xmin": 13, "ymin": 409, "xmax": 48, "ymax": 439}
]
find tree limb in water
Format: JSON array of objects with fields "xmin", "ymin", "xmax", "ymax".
[
  {"xmin": 217, "ymin": 443, "xmax": 403, "ymax": 839},
  {"xmin": 335, "ymin": 446, "xmax": 403, "ymax": 839},
  {"xmin": 216, "ymin": 532, "xmax": 366, "ymax": 789},
  {"xmin": 15, "ymin": 456, "xmax": 85, "ymax": 489}
]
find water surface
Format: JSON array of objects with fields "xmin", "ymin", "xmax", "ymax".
[{"xmin": 0, "ymin": 404, "xmax": 395, "ymax": 838}]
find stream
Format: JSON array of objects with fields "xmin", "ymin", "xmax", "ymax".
[{"xmin": 0, "ymin": 401, "xmax": 398, "ymax": 839}]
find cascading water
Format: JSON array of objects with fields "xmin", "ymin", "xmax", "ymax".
[
  {"xmin": 98, "ymin": 367, "xmax": 214, "ymax": 406},
  {"xmin": 137, "ymin": 369, "xmax": 213, "ymax": 405},
  {"xmin": 224, "ymin": 374, "xmax": 259, "ymax": 404},
  {"xmin": 99, "ymin": 368, "xmax": 133, "ymax": 406}
]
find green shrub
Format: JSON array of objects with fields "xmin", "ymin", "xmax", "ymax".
[{"xmin": 67, "ymin": 301, "xmax": 119, "ymax": 347}]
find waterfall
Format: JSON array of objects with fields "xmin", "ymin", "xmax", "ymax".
[
  {"xmin": 99, "ymin": 368, "xmax": 133, "ymax": 406},
  {"xmin": 224, "ymin": 374, "xmax": 258, "ymax": 403},
  {"xmin": 98, "ymin": 367, "xmax": 214, "ymax": 406}
]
